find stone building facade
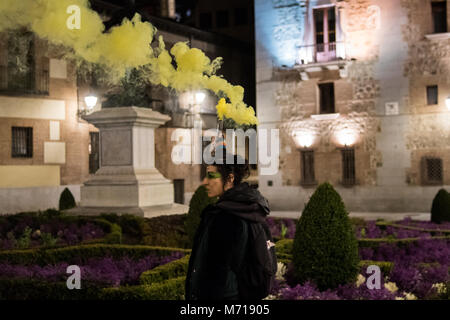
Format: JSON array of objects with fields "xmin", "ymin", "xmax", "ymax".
[
  {"xmin": 255, "ymin": 0, "xmax": 450, "ymax": 212},
  {"xmin": 0, "ymin": 30, "xmax": 97, "ymax": 214}
]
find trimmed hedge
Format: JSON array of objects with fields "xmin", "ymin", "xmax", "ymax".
[
  {"xmin": 375, "ymin": 221, "xmax": 450, "ymax": 235},
  {"xmin": 140, "ymin": 254, "xmax": 190, "ymax": 285},
  {"xmin": 278, "ymin": 257, "xmax": 395, "ymax": 277},
  {"xmin": 277, "ymin": 235, "xmax": 450, "ymax": 251},
  {"xmin": 100, "ymin": 277, "xmax": 186, "ymax": 300},
  {"xmin": 59, "ymin": 188, "xmax": 76, "ymax": 211},
  {"xmin": 0, "ymin": 278, "xmax": 102, "ymax": 300},
  {"xmin": 0, "ymin": 244, "xmax": 190, "ymax": 266},
  {"xmin": 358, "ymin": 235, "xmax": 450, "ymax": 248},
  {"xmin": 293, "ymin": 183, "xmax": 360, "ymax": 290},
  {"xmin": 0, "ymin": 211, "xmax": 123, "ymax": 250},
  {"xmin": 275, "ymin": 239, "xmax": 293, "ymax": 255},
  {"xmin": 0, "ymin": 276, "xmax": 186, "ymax": 300},
  {"xmin": 431, "ymin": 189, "xmax": 450, "ymax": 223}
]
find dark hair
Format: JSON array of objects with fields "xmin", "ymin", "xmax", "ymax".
[{"xmin": 211, "ymin": 148, "xmax": 250, "ymax": 187}]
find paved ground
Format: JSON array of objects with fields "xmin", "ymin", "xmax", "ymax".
[{"xmin": 270, "ymin": 211, "xmax": 431, "ymax": 221}]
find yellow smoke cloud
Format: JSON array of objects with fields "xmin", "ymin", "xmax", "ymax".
[{"xmin": 0, "ymin": 0, "xmax": 258, "ymax": 126}]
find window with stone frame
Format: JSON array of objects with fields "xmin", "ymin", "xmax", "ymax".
[
  {"xmin": 301, "ymin": 150, "xmax": 316, "ymax": 186},
  {"xmin": 319, "ymin": 82, "xmax": 335, "ymax": 114},
  {"xmin": 341, "ymin": 148, "xmax": 355, "ymax": 186},
  {"xmin": 12, "ymin": 127, "xmax": 33, "ymax": 158},
  {"xmin": 431, "ymin": 1, "xmax": 448, "ymax": 34},
  {"xmin": 421, "ymin": 157, "xmax": 443, "ymax": 185},
  {"xmin": 427, "ymin": 85, "xmax": 438, "ymax": 105}
]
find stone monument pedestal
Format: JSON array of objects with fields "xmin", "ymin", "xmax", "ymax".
[{"xmin": 67, "ymin": 107, "xmax": 188, "ymax": 218}]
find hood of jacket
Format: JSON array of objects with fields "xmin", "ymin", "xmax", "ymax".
[{"xmin": 215, "ymin": 182, "xmax": 270, "ymax": 223}]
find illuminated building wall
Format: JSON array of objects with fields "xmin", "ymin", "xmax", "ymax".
[{"xmin": 256, "ymin": 0, "xmax": 450, "ymax": 212}]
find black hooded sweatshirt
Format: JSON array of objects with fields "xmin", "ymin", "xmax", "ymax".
[{"xmin": 185, "ymin": 182, "xmax": 270, "ymax": 301}]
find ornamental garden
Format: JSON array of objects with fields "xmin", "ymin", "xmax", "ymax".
[{"xmin": 0, "ymin": 184, "xmax": 449, "ymax": 300}]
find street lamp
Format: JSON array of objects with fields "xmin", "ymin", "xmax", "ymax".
[
  {"xmin": 84, "ymin": 94, "xmax": 98, "ymax": 110},
  {"xmin": 446, "ymin": 95, "xmax": 450, "ymax": 110}
]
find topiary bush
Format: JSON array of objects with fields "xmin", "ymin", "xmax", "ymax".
[
  {"xmin": 292, "ymin": 182, "xmax": 359, "ymax": 290},
  {"xmin": 431, "ymin": 189, "xmax": 450, "ymax": 224},
  {"xmin": 184, "ymin": 185, "xmax": 217, "ymax": 247},
  {"xmin": 59, "ymin": 188, "xmax": 76, "ymax": 211}
]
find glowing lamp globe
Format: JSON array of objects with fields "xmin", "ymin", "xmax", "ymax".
[
  {"xmin": 84, "ymin": 95, "xmax": 98, "ymax": 109},
  {"xmin": 195, "ymin": 92, "xmax": 206, "ymax": 104}
]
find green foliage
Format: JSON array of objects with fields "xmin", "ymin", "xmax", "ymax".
[
  {"xmin": 280, "ymin": 223, "xmax": 288, "ymax": 240},
  {"xmin": 0, "ymin": 278, "xmax": 101, "ymax": 300},
  {"xmin": 102, "ymin": 68, "xmax": 152, "ymax": 108},
  {"xmin": 184, "ymin": 185, "xmax": 217, "ymax": 247},
  {"xmin": 141, "ymin": 214, "xmax": 190, "ymax": 248},
  {"xmin": 0, "ymin": 244, "xmax": 190, "ymax": 266},
  {"xmin": 99, "ymin": 214, "xmax": 146, "ymax": 243},
  {"xmin": 40, "ymin": 232, "xmax": 58, "ymax": 247},
  {"xmin": 59, "ymin": 188, "xmax": 76, "ymax": 211},
  {"xmin": 359, "ymin": 260, "xmax": 394, "ymax": 276},
  {"xmin": 292, "ymin": 182, "xmax": 359, "ymax": 290},
  {"xmin": 99, "ymin": 277, "xmax": 186, "ymax": 300},
  {"xmin": 140, "ymin": 255, "xmax": 190, "ymax": 285},
  {"xmin": 275, "ymin": 239, "xmax": 293, "ymax": 256},
  {"xmin": 17, "ymin": 227, "xmax": 32, "ymax": 249},
  {"xmin": 431, "ymin": 189, "xmax": 450, "ymax": 224},
  {"xmin": 103, "ymin": 222, "xmax": 122, "ymax": 244}
]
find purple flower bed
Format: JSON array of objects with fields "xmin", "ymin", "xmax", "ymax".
[
  {"xmin": 266, "ymin": 217, "xmax": 450, "ymax": 300},
  {"xmin": 0, "ymin": 252, "xmax": 184, "ymax": 287},
  {"xmin": 395, "ymin": 217, "xmax": 450, "ymax": 231},
  {"xmin": 266, "ymin": 217, "xmax": 296, "ymax": 239},
  {"xmin": 267, "ymin": 217, "xmax": 449, "ymax": 240},
  {"xmin": 271, "ymin": 261, "xmax": 447, "ymax": 300}
]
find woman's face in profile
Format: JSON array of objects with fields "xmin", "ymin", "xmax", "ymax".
[
  {"xmin": 202, "ymin": 165, "xmax": 234, "ymax": 198},
  {"xmin": 202, "ymin": 166, "xmax": 224, "ymax": 198}
]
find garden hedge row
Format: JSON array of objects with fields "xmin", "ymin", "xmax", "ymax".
[
  {"xmin": 0, "ymin": 211, "xmax": 123, "ymax": 250},
  {"xmin": 0, "ymin": 244, "xmax": 191, "ymax": 266},
  {"xmin": 140, "ymin": 254, "xmax": 190, "ymax": 285},
  {"xmin": 375, "ymin": 221, "xmax": 450, "ymax": 235},
  {"xmin": 100, "ymin": 277, "xmax": 186, "ymax": 300},
  {"xmin": 0, "ymin": 278, "xmax": 102, "ymax": 300},
  {"xmin": 276, "ymin": 235, "xmax": 450, "ymax": 251},
  {"xmin": 0, "ymin": 276, "xmax": 186, "ymax": 300}
]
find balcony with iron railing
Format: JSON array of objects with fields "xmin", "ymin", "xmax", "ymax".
[
  {"xmin": 0, "ymin": 65, "xmax": 49, "ymax": 95},
  {"xmin": 295, "ymin": 42, "xmax": 349, "ymax": 80}
]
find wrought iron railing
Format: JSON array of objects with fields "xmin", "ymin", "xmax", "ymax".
[{"xmin": 296, "ymin": 42, "xmax": 346, "ymax": 65}]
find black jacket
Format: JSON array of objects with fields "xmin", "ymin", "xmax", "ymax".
[{"xmin": 185, "ymin": 183, "xmax": 270, "ymax": 300}]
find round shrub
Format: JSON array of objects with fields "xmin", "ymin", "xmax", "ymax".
[
  {"xmin": 59, "ymin": 188, "xmax": 76, "ymax": 211},
  {"xmin": 292, "ymin": 182, "xmax": 359, "ymax": 290},
  {"xmin": 431, "ymin": 189, "xmax": 450, "ymax": 224},
  {"xmin": 184, "ymin": 185, "xmax": 217, "ymax": 247}
]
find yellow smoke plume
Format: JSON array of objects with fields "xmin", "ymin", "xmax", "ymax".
[{"xmin": 0, "ymin": 0, "xmax": 258, "ymax": 126}]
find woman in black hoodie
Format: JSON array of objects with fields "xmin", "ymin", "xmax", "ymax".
[{"xmin": 185, "ymin": 150, "xmax": 271, "ymax": 301}]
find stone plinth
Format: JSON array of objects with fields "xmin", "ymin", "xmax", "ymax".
[{"xmin": 68, "ymin": 107, "xmax": 188, "ymax": 218}]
